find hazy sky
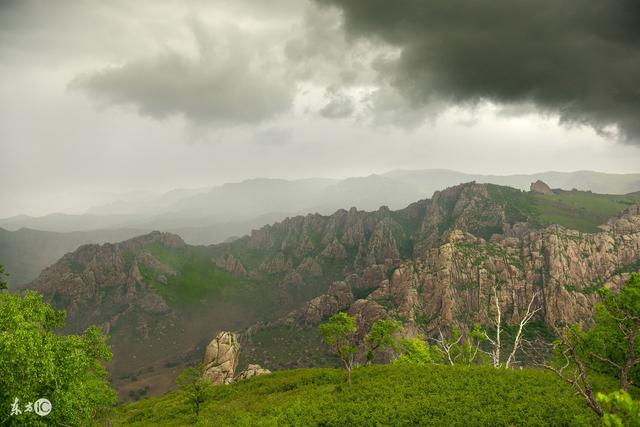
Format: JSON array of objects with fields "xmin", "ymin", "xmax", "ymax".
[{"xmin": 1, "ymin": 0, "xmax": 639, "ymax": 217}]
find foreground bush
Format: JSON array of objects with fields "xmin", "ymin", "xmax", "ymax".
[
  {"xmin": 0, "ymin": 291, "xmax": 116, "ymax": 426},
  {"xmin": 115, "ymin": 364, "xmax": 597, "ymax": 426}
]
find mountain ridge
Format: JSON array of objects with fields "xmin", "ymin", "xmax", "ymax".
[{"xmin": 4, "ymin": 169, "xmax": 640, "ymax": 242}]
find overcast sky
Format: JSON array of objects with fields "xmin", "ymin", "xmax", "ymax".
[{"xmin": 1, "ymin": 0, "xmax": 639, "ymax": 217}]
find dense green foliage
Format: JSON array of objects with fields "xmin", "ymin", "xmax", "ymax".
[
  {"xmin": 586, "ymin": 273, "xmax": 640, "ymax": 390},
  {"xmin": 598, "ymin": 390, "xmax": 640, "ymax": 426},
  {"xmin": 394, "ymin": 338, "xmax": 443, "ymax": 365},
  {"xmin": 0, "ymin": 290, "xmax": 116, "ymax": 426},
  {"xmin": 115, "ymin": 364, "xmax": 597, "ymax": 426},
  {"xmin": 364, "ymin": 319, "xmax": 401, "ymax": 363},
  {"xmin": 542, "ymin": 274, "xmax": 640, "ymax": 417}
]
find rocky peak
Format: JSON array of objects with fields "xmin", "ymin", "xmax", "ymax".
[
  {"xmin": 213, "ymin": 254, "xmax": 248, "ymax": 277},
  {"xmin": 415, "ymin": 182, "xmax": 507, "ymax": 253},
  {"xmin": 530, "ymin": 180, "xmax": 554, "ymax": 195},
  {"xmin": 120, "ymin": 231, "xmax": 186, "ymax": 252}
]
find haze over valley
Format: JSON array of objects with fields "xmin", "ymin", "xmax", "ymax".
[{"xmin": 3, "ymin": 169, "xmax": 640, "ymax": 288}]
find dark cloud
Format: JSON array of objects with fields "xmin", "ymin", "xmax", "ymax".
[
  {"xmin": 316, "ymin": 0, "xmax": 640, "ymax": 141},
  {"xmin": 70, "ymin": 19, "xmax": 294, "ymax": 125}
]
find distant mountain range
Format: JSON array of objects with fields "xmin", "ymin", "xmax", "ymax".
[
  {"xmin": 4, "ymin": 170, "xmax": 640, "ymax": 237},
  {"xmin": 2, "ymin": 169, "xmax": 640, "ymax": 287},
  {"xmin": 61, "ymin": 169, "xmax": 640, "ymax": 219}
]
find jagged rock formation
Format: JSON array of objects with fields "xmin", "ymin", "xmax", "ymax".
[
  {"xmin": 236, "ymin": 364, "xmax": 271, "ymax": 381},
  {"xmin": 274, "ymin": 203, "xmax": 640, "ymax": 339},
  {"xmin": 530, "ymin": 180, "xmax": 554, "ymax": 195},
  {"xmin": 29, "ymin": 231, "xmax": 181, "ymax": 333},
  {"xmin": 213, "ymin": 254, "xmax": 247, "ymax": 277},
  {"xmin": 203, "ymin": 332, "xmax": 240, "ymax": 385}
]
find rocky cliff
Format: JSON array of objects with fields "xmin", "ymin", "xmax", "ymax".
[
  {"xmin": 270, "ymin": 203, "xmax": 640, "ymax": 345},
  {"xmin": 238, "ymin": 185, "xmax": 640, "ymax": 369},
  {"xmin": 29, "ymin": 231, "xmax": 182, "ymax": 332}
]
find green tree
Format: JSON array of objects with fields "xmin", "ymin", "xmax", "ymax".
[
  {"xmin": 597, "ymin": 390, "xmax": 640, "ymax": 427},
  {"xmin": 586, "ymin": 273, "xmax": 640, "ymax": 391},
  {"xmin": 319, "ymin": 312, "xmax": 358, "ymax": 384},
  {"xmin": 0, "ymin": 263, "xmax": 8, "ymax": 290},
  {"xmin": 364, "ymin": 319, "xmax": 401, "ymax": 364},
  {"xmin": 176, "ymin": 365, "xmax": 212, "ymax": 419},
  {"xmin": 542, "ymin": 274, "xmax": 640, "ymax": 417},
  {"xmin": 0, "ymin": 291, "xmax": 116, "ymax": 426},
  {"xmin": 394, "ymin": 338, "xmax": 443, "ymax": 365},
  {"xmin": 542, "ymin": 324, "xmax": 604, "ymax": 416}
]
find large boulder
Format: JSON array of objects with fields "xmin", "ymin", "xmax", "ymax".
[
  {"xmin": 236, "ymin": 364, "xmax": 271, "ymax": 381},
  {"xmin": 202, "ymin": 331, "xmax": 240, "ymax": 385}
]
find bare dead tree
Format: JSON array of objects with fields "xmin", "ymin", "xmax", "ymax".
[
  {"xmin": 481, "ymin": 288, "xmax": 540, "ymax": 368},
  {"xmin": 433, "ymin": 329, "xmax": 463, "ymax": 365},
  {"xmin": 505, "ymin": 292, "xmax": 541, "ymax": 368},
  {"xmin": 481, "ymin": 286, "xmax": 502, "ymax": 367},
  {"xmin": 431, "ymin": 326, "xmax": 486, "ymax": 366},
  {"xmin": 467, "ymin": 333, "xmax": 482, "ymax": 365}
]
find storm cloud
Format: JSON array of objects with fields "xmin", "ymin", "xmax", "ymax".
[
  {"xmin": 2, "ymin": 0, "xmax": 640, "ymax": 218},
  {"xmin": 71, "ymin": 19, "xmax": 293, "ymax": 125},
  {"xmin": 317, "ymin": 0, "xmax": 640, "ymax": 141}
]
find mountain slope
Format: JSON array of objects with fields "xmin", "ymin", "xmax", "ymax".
[{"xmin": 25, "ymin": 183, "xmax": 640, "ymax": 399}]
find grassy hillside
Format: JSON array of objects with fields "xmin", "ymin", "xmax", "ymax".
[
  {"xmin": 533, "ymin": 190, "xmax": 640, "ymax": 232},
  {"xmin": 115, "ymin": 364, "xmax": 597, "ymax": 426},
  {"xmin": 487, "ymin": 185, "xmax": 640, "ymax": 233}
]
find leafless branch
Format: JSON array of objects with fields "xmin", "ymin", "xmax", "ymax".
[
  {"xmin": 433, "ymin": 329, "xmax": 462, "ymax": 365},
  {"xmin": 540, "ymin": 328, "xmax": 603, "ymax": 417},
  {"xmin": 505, "ymin": 292, "xmax": 541, "ymax": 368}
]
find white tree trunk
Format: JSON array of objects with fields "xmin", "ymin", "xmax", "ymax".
[{"xmin": 505, "ymin": 292, "xmax": 540, "ymax": 368}]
